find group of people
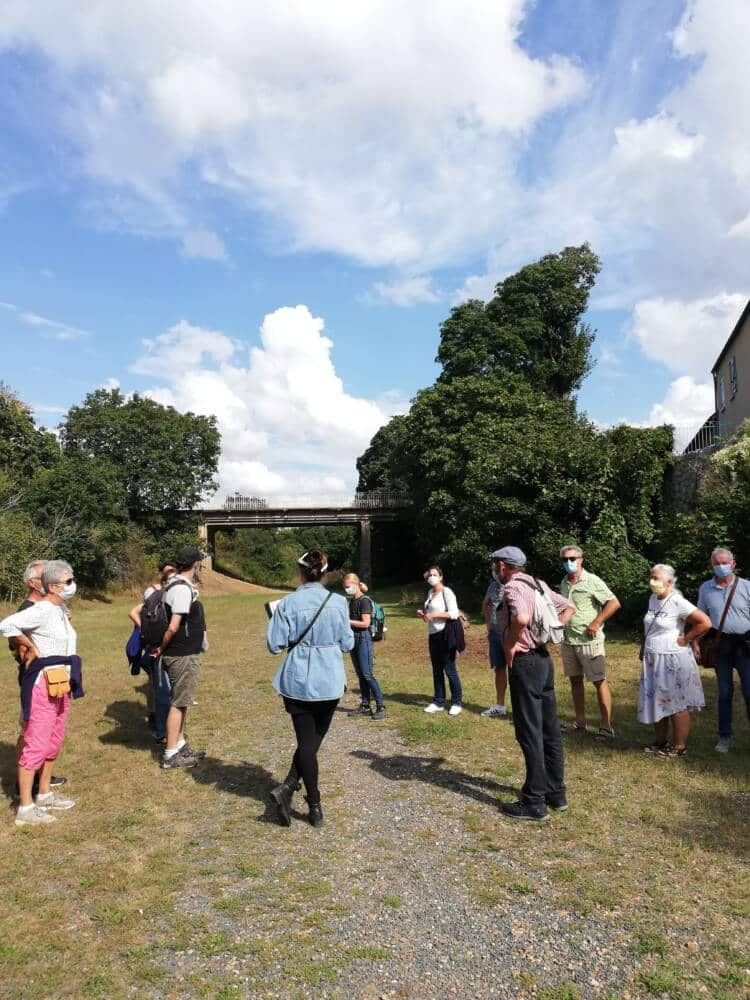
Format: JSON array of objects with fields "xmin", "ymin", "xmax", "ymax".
[{"xmin": 2, "ymin": 537, "xmax": 748, "ymax": 829}]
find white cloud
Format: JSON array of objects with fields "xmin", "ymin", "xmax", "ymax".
[
  {"xmin": 647, "ymin": 375, "xmax": 715, "ymax": 451},
  {"xmin": 632, "ymin": 293, "xmax": 745, "ymax": 378},
  {"xmin": 101, "ymin": 377, "xmax": 120, "ymax": 391},
  {"xmin": 369, "ymin": 276, "xmax": 441, "ymax": 308},
  {"xmin": 0, "ymin": 299, "xmax": 89, "ymax": 340},
  {"xmin": 180, "ymin": 227, "xmax": 227, "ymax": 261},
  {"xmin": 0, "ymin": 1, "xmax": 586, "ymax": 268},
  {"xmin": 133, "ymin": 305, "xmax": 405, "ymax": 500}
]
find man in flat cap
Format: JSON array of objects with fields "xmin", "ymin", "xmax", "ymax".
[{"xmin": 491, "ymin": 546, "xmax": 575, "ymax": 821}]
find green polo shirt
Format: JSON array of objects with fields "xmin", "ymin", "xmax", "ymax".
[{"xmin": 559, "ymin": 569, "xmax": 617, "ymax": 646}]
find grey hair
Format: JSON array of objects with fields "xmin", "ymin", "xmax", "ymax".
[
  {"xmin": 711, "ymin": 547, "xmax": 734, "ymax": 562},
  {"xmin": 23, "ymin": 560, "xmax": 47, "ymax": 585},
  {"xmin": 651, "ymin": 563, "xmax": 676, "ymax": 582},
  {"xmin": 560, "ymin": 544, "xmax": 583, "ymax": 559},
  {"xmin": 41, "ymin": 560, "xmax": 74, "ymax": 593}
]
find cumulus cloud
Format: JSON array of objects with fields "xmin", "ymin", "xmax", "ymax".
[
  {"xmin": 647, "ymin": 375, "xmax": 715, "ymax": 451},
  {"xmin": 132, "ymin": 305, "xmax": 404, "ymax": 501}
]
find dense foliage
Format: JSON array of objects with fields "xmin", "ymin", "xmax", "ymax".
[
  {"xmin": 357, "ymin": 245, "xmax": 674, "ymax": 617},
  {"xmin": 0, "ymin": 386, "xmax": 220, "ymax": 599},
  {"xmin": 215, "ymin": 526, "xmax": 358, "ymax": 588}
]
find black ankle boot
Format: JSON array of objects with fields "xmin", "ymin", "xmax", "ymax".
[{"xmin": 306, "ymin": 797, "xmax": 323, "ymax": 828}]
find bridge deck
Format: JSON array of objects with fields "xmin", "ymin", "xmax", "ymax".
[{"xmin": 200, "ymin": 507, "xmax": 402, "ymax": 528}]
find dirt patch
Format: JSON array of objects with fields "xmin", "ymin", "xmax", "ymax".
[{"xmin": 195, "ymin": 567, "xmax": 283, "ymax": 596}]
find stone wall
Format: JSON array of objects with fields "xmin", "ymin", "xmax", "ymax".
[{"xmin": 665, "ymin": 450, "xmax": 716, "ymax": 513}]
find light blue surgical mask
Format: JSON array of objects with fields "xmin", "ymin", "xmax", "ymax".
[
  {"xmin": 713, "ymin": 563, "xmax": 733, "ymax": 579},
  {"xmin": 563, "ymin": 559, "xmax": 579, "ymax": 574}
]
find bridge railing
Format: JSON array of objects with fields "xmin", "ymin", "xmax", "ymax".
[{"xmin": 222, "ymin": 491, "xmax": 411, "ymax": 511}]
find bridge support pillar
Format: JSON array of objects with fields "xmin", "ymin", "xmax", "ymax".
[
  {"xmin": 198, "ymin": 523, "xmax": 215, "ymax": 571},
  {"xmin": 359, "ymin": 517, "xmax": 372, "ymax": 584}
]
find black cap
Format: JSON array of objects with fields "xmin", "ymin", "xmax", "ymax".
[
  {"xmin": 174, "ymin": 546, "xmax": 204, "ymax": 568},
  {"xmin": 159, "ymin": 559, "xmax": 177, "ymax": 572}
]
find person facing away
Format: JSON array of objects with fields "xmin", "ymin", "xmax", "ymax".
[
  {"xmin": 493, "ymin": 546, "xmax": 575, "ymax": 822},
  {"xmin": 343, "ymin": 573, "xmax": 386, "ymax": 721},
  {"xmin": 481, "ymin": 563, "xmax": 508, "ymax": 718},
  {"xmin": 417, "ymin": 566, "xmax": 463, "ymax": 716},
  {"xmin": 151, "ymin": 546, "xmax": 207, "ymax": 770},
  {"xmin": 558, "ymin": 545, "xmax": 621, "ymax": 740},
  {"xmin": 637, "ymin": 564, "xmax": 710, "ymax": 758},
  {"xmin": 127, "ymin": 560, "xmax": 177, "ymax": 743},
  {"xmin": 267, "ymin": 549, "xmax": 354, "ymax": 828},
  {"xmin": 697, "ymin": 546, "xmax": 750, "ymax": 753},
  {"xmin": 0, "ymin": 559, "xmax": 81, "ymax": 826}
]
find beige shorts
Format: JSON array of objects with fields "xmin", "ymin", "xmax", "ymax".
[
  {"xmin": 561, "ymin": 643, "xmax": 607, "ymax": 682},
  {"xmin": 162, "ymin": 653, "xmax": 201, "ymax": 708}
]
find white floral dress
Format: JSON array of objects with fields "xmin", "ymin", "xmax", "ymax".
[{"xmin": 637, "ymin": 593, "xmax": 705, "ymax": 724}]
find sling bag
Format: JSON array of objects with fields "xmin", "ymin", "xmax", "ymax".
[
  {"xmin": 287, "ymin": 592, "xmax": 333, "ymax": 651},
  {"xmin": 696, "ymin": 578, "xmax": 738, "ymax": 669},
  {"xmin": 639, "ymin": 595, "xmax": 674, "ymax": 661}
]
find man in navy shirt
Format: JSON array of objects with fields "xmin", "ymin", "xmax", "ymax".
[{"xmin": 697, "ymin": 547, "xmax": 750, "ymax": 753}]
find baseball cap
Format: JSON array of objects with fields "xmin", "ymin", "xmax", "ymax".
[
  {"xmin": 490, "ymin": 546, "xmax": 526, "ymax": 567},
  {"xmin": 174, "ymin": 545, "xmax": 204, "ymax": 567}
]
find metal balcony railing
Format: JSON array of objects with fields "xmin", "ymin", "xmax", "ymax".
[{"xmin": 679, "ymin": 414, "xmax": 722, "ymax": 455}]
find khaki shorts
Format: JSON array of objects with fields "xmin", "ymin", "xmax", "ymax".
[
  {"xmin": 561, "ymin": 643, "xmax": 607, "ymax": 683},
  {"xmin": 162, "ymin": 653, "xmax": 201, "ymax": 708}
]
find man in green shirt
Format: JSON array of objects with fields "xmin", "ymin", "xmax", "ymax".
[{"xmin": 558, "ymin": 545, "xmax": 621, "ymax": 740}]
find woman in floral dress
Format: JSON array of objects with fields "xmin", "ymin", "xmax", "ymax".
[{"xmin": 638, "ymin": 564, "xmax": 711, "ymax": 758}]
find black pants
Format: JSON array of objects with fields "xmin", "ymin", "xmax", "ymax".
[
  {"xmin": 283, "ymin": 697, "xmax": 338, "ymax": 805},
  {"xmin": 508, "ymin": 649, "xmax": 565, "ymax": 812}
]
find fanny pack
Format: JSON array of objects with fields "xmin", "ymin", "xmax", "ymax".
[{"xmin": 44, "ymin": 666, "xmax": 71, "ymax": 698}]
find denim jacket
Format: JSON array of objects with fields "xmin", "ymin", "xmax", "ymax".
[{"xmin": 268, "ymin": 583, "xmax": 354, "ymax": 701}]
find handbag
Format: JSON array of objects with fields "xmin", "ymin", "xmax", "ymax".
[
  {"xmin": 44, "ymin": 665, "xmax": 71, "ymax": 698},
  {"xmin": 696, "ymin": 578, "xmax": 738, "ymax": 668},
  {"xmin": 287, "ymin": 592, "xmax": 333, "ymax": 650},
  {"xmin": 442, "ymin": 592, "xmax": 466, "ymax": 654}
]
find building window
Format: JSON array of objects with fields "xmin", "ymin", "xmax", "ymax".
[
  {"xmin": 729, "ymin": 355, "xmax": 738, "ymax": 396},
  {"xmin": 719, "ymin": 375, "xmax": 726, "ymax": 410}
]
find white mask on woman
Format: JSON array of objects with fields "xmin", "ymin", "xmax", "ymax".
[
  {"xmin": 427, "ymin": 575, "xmax": 440, "ymax": 587},
  {"xmin": 60, "ymin": 582, "xmax": 77, "ymax": 601},
  {"xmin": 344, "ymin": 585, "xmax": 357, "ymax": 596}
]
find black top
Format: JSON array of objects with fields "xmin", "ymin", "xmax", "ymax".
[
  {"xmin": 166, "ymin": 598, "xmax": 206, "ymax": 657},
  {"xmin": 349, "ymin": 595, "xmax": 373, "ymax": 639}
]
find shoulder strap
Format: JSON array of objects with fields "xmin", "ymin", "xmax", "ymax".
[
  {"xmin": 716, "ymin": 578, "xmax": 739, "ymax": 640},
  {"xmin": 288, "ymin": 591, "xmax": 333, "ymax": 650},
  {"xmin": 517, "ymin": 577, "xmax": 543, "ymax": 594}
]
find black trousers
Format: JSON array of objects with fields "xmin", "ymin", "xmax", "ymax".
[
  {"xmin": 283, "ymin": 697, "xmax": 338, "ymax": 805},
  {"xmin": 508, "ymin": 649, "xmax": 565, "ymax": 812}
]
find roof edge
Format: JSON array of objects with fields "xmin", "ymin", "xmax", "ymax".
[{"xmin": 712, "ymin": 298, "xmax": 750, "ymax": 372}]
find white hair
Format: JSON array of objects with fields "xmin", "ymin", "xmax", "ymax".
[
  {"xmin": 23, "ymin": 560, "xmax": 46, "ymax": 585},
  {"xmin": 560, "ymin": 545, "xmax": 583, "ymax": 559},
  {"xmin": 711, "ymin": 547, "xmax": 734, "ymax": 562},
  {"xmin": 651, "ymin": 563, "xmax": 676, "ymax": 582},
  {"xmin": 41, "ymin": 560, "xmax": 74, "ymax": 593}
]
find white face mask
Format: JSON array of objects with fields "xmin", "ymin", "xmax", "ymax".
[
  {"xmin": 427, "ymin": 575, "xmax": 440, "ymax": 587},
  {"xmin": 344, "ymin": 585, "xmax": 356, "ymax": 596}
]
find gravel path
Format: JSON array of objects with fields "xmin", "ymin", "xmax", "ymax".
[{"xmin": 164, "ymin": 704, "xmax": 641, "ymax": 999}]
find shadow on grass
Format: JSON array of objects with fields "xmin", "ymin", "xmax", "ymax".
[
  {"xmin": 0, "ymin": 740, "xmax": 17, "ymax": 802},
  {"xmin": 385, "ymin": 689, "xmax": 492, "ymax": 716},
  {"xmin": 188, "ymin": 757, "xmax": 282, "ymax": 822},
  {"xmin": 98, "ymin": 698, "xmax": 160, "ymax": 754},
  {"xmin": 351, "ymin": 749, "xmax": 515, "ymax": 807}
]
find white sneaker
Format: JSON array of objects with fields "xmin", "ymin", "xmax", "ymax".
[
  {"xmin": 448, "ymin": 705, "xmax": 463, "ymax": 716},
  {"xmin": 481, "ymin": 704, "xmax": 506, "ymax": 717},
  {"xmin": 36, "ymin": 791, "xmax": 76, "ymax": 811},
  {"xmin": 15, "ymin": 805, "xmax": 57, "ymax": 826},
  {"xmin": 424, "ymin": 703, "xmax": 444, "ymax": 714},
  {"xmin": 715, "ymin": 737, "xmax": 731, "ymax": 753}
]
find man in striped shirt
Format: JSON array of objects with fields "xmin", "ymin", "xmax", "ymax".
[{"xmin": 493, "ymin": 546, "xmax": 575, "ymax": 822}]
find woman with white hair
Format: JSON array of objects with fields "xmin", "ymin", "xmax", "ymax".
[
  {"xmin": 0, "ymin": 559, "xmax": 81, "ymax": 825},
  {"xmin": 638, "ymin": 564, "xmax": 710, "ymax": 758}
]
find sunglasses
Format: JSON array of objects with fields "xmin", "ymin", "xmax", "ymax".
[{"xmin": 57, "ymin": 577, "xmax": 75, "ymax": 585}]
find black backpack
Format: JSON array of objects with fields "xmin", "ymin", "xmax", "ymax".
[{"xmin": 140, "ymin": 579, "xmax": 193, "ymax": 649}]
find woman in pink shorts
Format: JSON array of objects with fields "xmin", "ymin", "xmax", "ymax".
[{"xmin": 0, "ymin": 560, "xmax": 80, "ymax": 826}]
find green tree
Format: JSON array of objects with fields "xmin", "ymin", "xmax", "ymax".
[
  {"xmin": 60, "ymin": 388, "xmax": 220, "ymax": 531},
  {"xmin": 0, "ymin": 384, "xmax": 60, "ymax": 478}
]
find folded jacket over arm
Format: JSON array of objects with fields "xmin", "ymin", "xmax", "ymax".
[{"xmin": 19, "ymin": 655, "xmax": 84, "ymax": 722}]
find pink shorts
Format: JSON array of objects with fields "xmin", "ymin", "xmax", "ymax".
[{"xmin": 19, "ymin": 682, "xmax": 70, "ymax": 771}]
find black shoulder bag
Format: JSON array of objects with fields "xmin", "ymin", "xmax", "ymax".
[{"xmin": 287, "ymin": 592, "xmax": 333, "ymax": 651}]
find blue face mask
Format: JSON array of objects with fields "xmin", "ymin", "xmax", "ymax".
[
  {"xmin": 563, "ymin": 559, "xmax": 579, "ymax": 574},
  {"xmin": 714, "ymin": 563, "xmax": 733, "ymax": 578}
]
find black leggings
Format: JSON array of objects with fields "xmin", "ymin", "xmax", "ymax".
[{"xmin": 283, "ymin": 697, "xmax": 338, "ymax": 804}]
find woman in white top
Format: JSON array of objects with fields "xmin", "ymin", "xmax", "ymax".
[
  {"xmin": 0, "ymin": 560, "xmax": 78, "ymax": 825},
  {"xmin": 416, "ymin": 566, "xmax": 463, "ymax": 715},
  {"xmin": 637, "ymin": 564, "xmax": 710, "ymax": 758}
]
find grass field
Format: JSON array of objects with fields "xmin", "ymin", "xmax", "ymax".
[{"xmin": 0, "ymin": 586, "xmax": 748, "ymax": 999}]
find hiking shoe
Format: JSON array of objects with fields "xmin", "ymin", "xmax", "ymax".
[
  {"xmin": 36, "ymin": 791, "xmax": 75, "ymax": 811},
  {"xmin": 371, "ymin": 706, "xmax": 387, "ymax": 720},
  {"xmin": 424, "ymin": 703, "xmax": 444, "ymax": 714},
  {"xmin": 715, "ymin": 736, "xmax": 731, "ymax": 753},
  {"xmin": 161, "ymin": 750, "xmax": 197, "ymax": 769},
  {"xmin": 348, "ymin": 704, "xmax": 371, "ymax": 717},
  {"xmin": 49, "ymin": 775, "xmax": 67, "ymax": 788},
  {"xmin": 15, "ymin": 805, "xmax": 57, "ymax": 826},
  {"xmin": 270, "ymin": 783, "xmax": 294, "ymax": 827},
  {"xmin": 180, "ymin": 744, "xmax": 206, "ymax": 760},
  {"xmin": 448, "ymin": 705, "xmax": 463, "ymax": 716},
  {"xmin": 481, "ymin": 704, "xmax": 507, "ymax": 718},
  {"xmin": 501, "ymin": 801, "xmax": 549, "ymax": 822},
  {"xmin": 546, "ymin": 798, "xmax": 569, "ymax": 813}
]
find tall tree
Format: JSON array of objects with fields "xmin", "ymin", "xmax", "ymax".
[{"xmin": 0, "ymin": 384, "xmax": 60, "ymax": 478}]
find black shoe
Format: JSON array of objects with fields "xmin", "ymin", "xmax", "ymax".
[
  {"xmin": 270, "ymin": 783, "xmax": 294, "ymax": 827},
  {"xmin": 546, "ymin": 798, "xmax": 569, "ymax": 812},
  {"xmin": 306, "ymin": 798, "xmax": 323, "ymax": 828},
  {"xmin": 49, "ymin": 774, "xmax": 67, "ymax": 789},
  {"xmin": 161, "ymin": 749, "xmax": 197, "ymax": 769},
  {"xmin": 501, "ymin": 800, "xmax": 549, "ymax": 822},
  {"xmin": 371, "ymin": 706, "xmax": 387, "ymax": 720},
  {"xmin": 348, "ymin": 704, "xmax": 371, "ymax": 717}
]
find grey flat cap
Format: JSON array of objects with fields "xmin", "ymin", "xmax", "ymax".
[{"xmin": 490, "ymin": 546, "xmax": 526, "ymax": 567}]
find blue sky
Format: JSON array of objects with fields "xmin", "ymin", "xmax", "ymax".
[{"xmin": 1, "ymin": 1, "xmax": 747, "ymax": 498}]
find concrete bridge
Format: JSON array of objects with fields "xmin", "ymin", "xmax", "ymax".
[{"xmin": 198, "ymin": 492, "xmax": 411, "ymax": 581}]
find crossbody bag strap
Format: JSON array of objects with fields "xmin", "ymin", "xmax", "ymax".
[
  {"xmin": 716, "ymin": 578, "xmax": 739, "ymax": 641},
  {"xmin": 288, "ymin": 591, "xmax": 333, "ymax": 651}
]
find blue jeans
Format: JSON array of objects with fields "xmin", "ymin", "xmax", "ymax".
[
  {"xmin": 488, "ymin": 632, "xmax": 506, "ymax": 669},
  {"xmin": 350, "ymin": 634, "xmax": 384, "ymax": 708},
  {"xmin": 428, "ymin": 631, "xmax": 462, "ymax": 707},
  {"xmin": 143, "ymin": 653, "xmax": 171, "ymax": 739},
  {"xmin": 715, "ymin": 636, "xmax": 750, "ymax": 737}
]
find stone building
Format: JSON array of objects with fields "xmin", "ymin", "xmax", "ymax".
[{"xmin": 713, "ymin": 299, "xmax": 750, "ymax": 438}]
